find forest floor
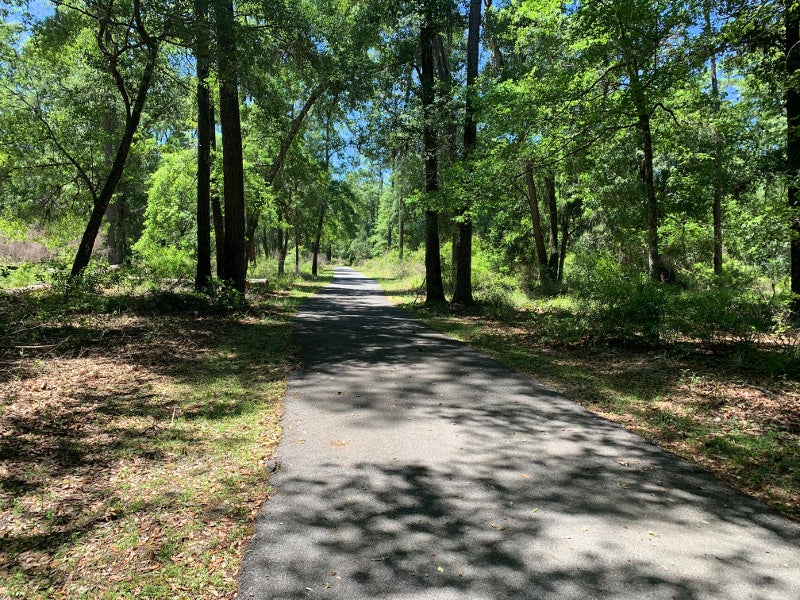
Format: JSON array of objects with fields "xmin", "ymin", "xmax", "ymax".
[
  {"xmin": 0, "ymin": 273, "xmax": 331, "ymax": 600},
  {"xmin": 361, "ymin": 268, "xmax": 800, "ymax": 523}
]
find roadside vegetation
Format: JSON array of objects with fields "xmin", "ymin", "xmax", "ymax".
[
  {"xmin": 361, "ymin": 251, "xmax": 800, "ymax": 522},
  {"xmin": 0, "ymin": 264, "xmax": 332, "ymax": 599}
]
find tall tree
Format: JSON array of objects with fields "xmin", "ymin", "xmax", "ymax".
[
  {"xmin": 68, "ymin": 0, "xmax": 163, "ymax": 279},
  {"xmin": 214, "ymin": 0, "xmax": 247, "ymax": 293},
  {"xmin": 704, "ymin": 1, "xmax": 725, "ymax": 274},
  {"xmin": 420, "ymin": 0, "xmax": 446, "ymax": 303},
  {"xmin": 195, "ymin": 0, "xmax": 213, "ymax": 289},
  {"xmin": 787, "ymin": 0, "xmax": 800, "ymax": 316},
  {"xmin": 451, "ymin": 0, "xmax": 480, "ymax": 305}
]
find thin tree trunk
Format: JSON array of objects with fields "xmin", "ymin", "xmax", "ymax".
[
  {"xmin": 209, "ymin": 102, "xmax": 224, "ymax": 272},
  {"xmin": 103, "ymin": 105, "xmax": 123, "ymax": 265},
  {"xmin": 244, "ymin": 82, "xmax": 327, "ymax": 253},
  {"xmin": 452, "ymin": 0, "xmax": 480, "ymax": 306},
  {"xmin": 421, "ymin": 1, "xmax": 445, "ymax": 303},
  {"xmin": 294, "ymin": 227, "xmax": 300, "ymax": 275},
  {"xmin": 787, "ymin": 0, "xmax": 800, "ymax": 317},
  {"xmin": 398, "ymin": 198, "xmax": 405, "ymax": 260},
  {"xmin": 277, "ymin": 227, "xmax": 287, "ymax": 275},
  {"xmin": 195, "ymin": 0, "xmax": 212, "ymax": 289},
  {"xmin": 559, "ymin": 210, "xmax": 570, "ymax": 283},
  {"xmin": 706, "ymin": 3, "xmax": 724, "ymax": 275},
  {"xmin": 639, "ymin": 111, "xmax": 663, "ymax": 281},
  {"xmin": 545, "ymin": 171, "xmax": 559, "ymax": 281},
  {"xmin": 214, "ymin": 0, "xmax": 247, "ymax": 293},
  {"xmin": 312, "ymin": 205, "xmax": 325, "ymax": 277},
  {"xmin": 524, "ymin": 162, "xmax": 550, "ymax": 283}
]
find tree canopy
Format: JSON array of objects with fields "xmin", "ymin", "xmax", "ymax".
[{"xmin": 0, "ymin": 0, "xmax": 797, "ymax": 318}]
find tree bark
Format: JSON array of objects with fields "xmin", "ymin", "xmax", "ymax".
[
  {"xmin": 209, "ymin": 102, "xmax": 224, "ymax": 271},
  {"xmin": 786, "ymin": 0, "xmax": 800, "ymax": 317},
  {"xmin": 311, "ymin": 204, "xmax": 325, "ymax": 277},
  {"xmin": 638, "ymin": 111, "xmax": 663, "ymax": 281},
  {"xmin": 294, "ymin": 227, "xmax": 300, "ymax": 274},
  {"xmin": 105, "ymin": 194, "xmax": 124, "ymax": 265},
  {"xmin": 706, "ymin": 3, "xmax": 724, "ymax": 275},
  {"xmin": 524, "ymin": 162, "xmax": 550, "ymax": 283},
  {"xmin": 559, "ymin": 209, "xmax": 570, "ymax": 283},
  {"xmin": 277, "ymin": 226, "xmax": 287, "ymax": 275},
  {"xmin": 420, "ymin": 2, "xmax": 445, "ymax": 303},
  {"xmin": 452, "ymin": 0, "xmax": 480, "ymax": 306},
  {"xmin": 214, "ymin": 0, "xmax": 247, "ymax": 293},
  {"xmin": 545, "ymin": 171, "xmax": 559, "ymax": 281},
  {"xmin": 195, "ymin": 0, "xmax": 212, "ymax": 289},
  {"xmin": 398, "ymin": 198, "xmax": 405, "ymax": 260}
]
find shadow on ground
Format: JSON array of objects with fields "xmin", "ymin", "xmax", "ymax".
[{"xmin": 237, "ymin": 269, "xmax": 800, "ymax": 600}]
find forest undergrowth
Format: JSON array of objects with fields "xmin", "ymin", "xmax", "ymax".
[
  {"xmin": 0, "ymin": 267, "xmax": 332, "ymax": 599},
  {"xmin": 361, "ymin": 253, "xmax": 800, "ymax": 522}
]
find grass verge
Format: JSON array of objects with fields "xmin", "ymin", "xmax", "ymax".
[
  {"xmin": 0, "ymin": 270, "xmax": 332, "ymax": 599},
  {"xmin": 360, "ymin": 261, "xmax": 800, "ymax": 522}
]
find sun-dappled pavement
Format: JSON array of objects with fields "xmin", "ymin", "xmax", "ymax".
[{"xmin": 236, "ymin": 267, "xmax": 800, "ymax": 600}]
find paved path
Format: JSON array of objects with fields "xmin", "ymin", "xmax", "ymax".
[{"xmin": 236, "ymin": 267, "xmax": 800, "ymax": 600}]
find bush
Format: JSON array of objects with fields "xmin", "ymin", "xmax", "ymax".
[
  {"xmin": 131, "ymin": 243, "xmax": 193, "ymax": 281},
  {"xmin": 567, "ymin": 252, "xmax": 666, "ymax": 343}
]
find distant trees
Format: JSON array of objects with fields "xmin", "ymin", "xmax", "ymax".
[{"xmin": 0, "ymin": 0, "xmax": 797, "ymax": 317}]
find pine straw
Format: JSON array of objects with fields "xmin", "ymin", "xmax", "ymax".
[{"xmin": 0, "ymin": 282, "xmax": 322, "ymax": 599}]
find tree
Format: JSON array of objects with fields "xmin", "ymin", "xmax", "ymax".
[
  {"xmin": 51, "ymin": 0, "xmax": 168, "ymax": 280},
  {"xmin": 420, "ymin": 0, "xmax": 446, "ymax": 303},
  {"xmin": 787, "ymin": 0, "xmax": 800, "ymax": 315},
  {"xmin": 213, "ymin": 0, "xmax": 247, "ymax": 293},
  {"xmin": 195, "ymin": 0, "xmax": 213, "ymax": 289},
  {"xmin": 451, "ymin": 0, "xmax": 480, "ymax": 305}
]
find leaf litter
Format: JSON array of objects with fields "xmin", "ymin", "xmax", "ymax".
[{"xmin": 0, "ymin": 283, "xmax": 323, "ymax": 599}]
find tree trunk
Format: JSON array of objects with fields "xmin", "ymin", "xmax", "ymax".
[
  {"xmin": 786, "ymin": 0, "xmax": 800, "ymax": 317},
  {"xmin": 559, "ymin": 209, "xmax": 570, "ymax": 283},
  {"xmin": 211, "ymin": 191, "xmax": 224, "ymax": 272},
  {"xmin": 105, "ymin": 195, "xmax": 124, "ymax": 265},
  {"xmin": 452, "ymin": 0, "xmax": 480, "ymax": 306},
  {"xmin": 209, "ymin": 103, "xmax": 224, "ymax": 272},
  {"xmin": 706, "ymin": 3, "xmax": 724, "ymax": 275},
  {"xmin": 245, "ymin": 214, "xmax": 258, "ymax": 264},
  {"xmin": 311, "ymin": 204, "xmax": 325, "ymax": 277},
  {"xmin": 524, "ymin": 162, "xmax": 550, "ymax": 283},
  {"xmin": 261, "ymin": 228, "xmax": 269, "ymax": 262},
  {"xmin": 638, "ymin": 112, "xmax": 663, "ymax": 281},
  {"xmin": 294, "ymin": 227, "xmax": 300, "ymax": 275},
  {"xmin": 71, "ymin": 40, "xmax": 159, "ymax": 279},
  {"xmin": 214, "ymin": 0, "xmax": 247, "ymax": 293},
  {"xmin": 103, "ymin": 106, "xmax": 123, "ymax": 265},
  {"xmin": 244, "ymin": 82, "xmax": 327, "ymax": 254},
  {"xmin": 277, "ymin": 227, "xmax": 287, "ymax": 275},
  {"xmin": 195, "ymin": 0, "xmax": 212, "ymax": 289},
  {"xmin": 398, "ymin": 198, "xmax": 405, "ymax": 260},
  {"xmin": 420, "ymin": 2, "xmax": 445, "ymax": 303},
  {"xmin": 545, "ymin": 171, "xmax": 559, "ymax": 281}
]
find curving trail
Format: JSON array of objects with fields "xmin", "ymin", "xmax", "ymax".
[{"xmin": 236, "ymin": 266, "xmax": 800, "ymax": 600}]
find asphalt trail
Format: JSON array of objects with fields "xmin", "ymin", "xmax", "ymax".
[{"xmin": 236, "ymin": 267, "xmax": 800, "ymax": 600}]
